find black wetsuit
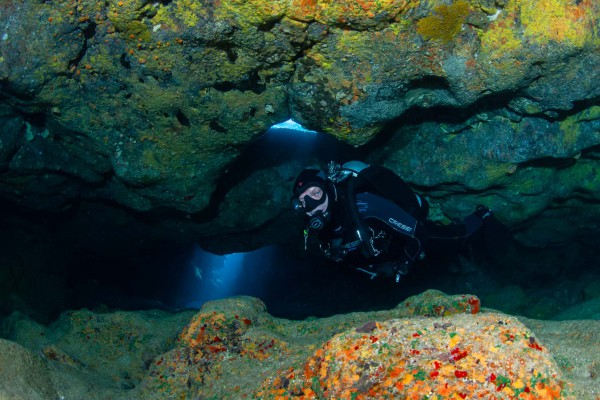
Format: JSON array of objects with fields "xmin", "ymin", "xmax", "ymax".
[{"xmin": 314, "ymin": 165, "xmax": 485, "ymax": 279}]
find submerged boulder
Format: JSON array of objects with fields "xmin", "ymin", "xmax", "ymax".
[
  {"xmin": 258, "ymin": 314, "xmax": 571, "ymax": 399},
  {"xmin": 0, "ymin": 339, "xmax": 58, "ymax": 400},
  {"xmin": 1, "ymin": 291, "xmax": 597, "ymax": 399}
]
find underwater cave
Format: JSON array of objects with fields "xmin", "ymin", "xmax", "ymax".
[{"xmin": 1, "ymin": 118, "xmax": 599, "ymax": 324}]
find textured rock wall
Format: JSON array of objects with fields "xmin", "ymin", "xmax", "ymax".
[
  {"xmin": 0, "ymin": 0, "xmax": 599, "ymax": 249},
  {"xmin": 1, "ymin": 0, "xmax": 293, "ymax": 214},
  {"xmin": 289, "ymin": 0, "xmax": 599, "ymax": 143}
]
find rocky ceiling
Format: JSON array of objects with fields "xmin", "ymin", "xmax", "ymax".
[{"xmin": 0, "ymin": 0, "xmax": 599, "ymax": 258}]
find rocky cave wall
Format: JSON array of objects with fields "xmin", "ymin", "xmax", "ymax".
[{"xmin": 0, "ymin": 0, "xmax": 599, "ymax": 254}]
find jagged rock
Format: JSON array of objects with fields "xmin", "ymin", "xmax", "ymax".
[
  {"xmin": 290, "ymin": 1, "xmax": 600, "ymax": 144},
  {"xmin": 372, "ymin": 105, "xmax": 600, "ymax": 246},
  {"xmin": 137, "ymin": 292, "xmax": 564, "ymax": 399},
  {"xmin": 0, "ymin": 0, "xmax": 598, "ymax": 223},
  {"xmin": 520, "ymin": 318, "xmax": 600, "ymax": 400},
  {"xmin": 2, "ymin": 292, "xmax": 599, "ymax": 399},
  {"xmin": 0, "ymin": 339, "xmax": 58, "ymax": 400},
  {"xmin": 1, "ymin": 0, "xmax": 292, "ymax": 214},
  {"xmin": 1, "ymin": 308, "xmax": 195, "ymax": 398},
  {"xmin": 258, "ymin": 314, "xmax": 571, "ymax": 399}
]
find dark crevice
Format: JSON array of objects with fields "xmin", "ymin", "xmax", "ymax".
[
  {"xmin": 551, "ymin": 95, "xmax": 600, "ymax": 121},
  {"xmin": 370, "ymin": 91, "xmax": 595, "ymax": 175},
  {"xmin": 68, "ymin": 22, "xmax": 97, "ymax": 71},
  {"xmin": 176, "ymin": 110, "xmax": 191, "ymax": 127},
  {"xmin": 209, "ymin": 119, "xmax": 227, "ymax": 133},
  {"xmin": 553, "ymin": 192, "xmax": 600, "ymax": 205},
  {"xmin": 580, "ymin": 144, "xmax": 600, "ymax": 160},
  {"xmin": 21, "ymin": 111, "xmax": 48, "ymax": 128},
  {"xmin": 225, "ymin": 48, "xmax": 238, "ymax": 63},
  {"xmin": 219, "ymin": 43, "xmax": 238, "ymax": 63},
  {"xmin": 213, "ymin": 82, "xmax": 237, "ymax": 92},
  {"xmin": 363, "ymin": 90, "xmax": 521, "ymax": 153},
  {"xmin": 0, "ymin": 81, "xmax": 36, "ymax": 102},
  {"xmin": 405, "ymin": 75, "xmax": 450, "ymax": 92},
  {"xmin": 120, "ymin": 53, "xmax": 132, "ymax": 69},
  {"xmin": 205, "ymin": 41, "xmax": 238, "ymax": 63},
  {"xmin": 518, "ymin": 156, "xmax": 577, "ymax": 170},
  {"xmin": 241, "ymin": 107, "xmax": 257, "ymax": 121},
  {"xmin": 257, "ymin": 20, "xmax": 278, "ymax": 32},
  {"xmin": 213, "ymin": 71, "xmax": 266, "ymax": 94}
]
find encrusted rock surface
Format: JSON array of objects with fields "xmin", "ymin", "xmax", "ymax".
[
  {"xmin": 1, "ymin": 307, "xmax": 196, "ymax": 399},
  {"xmin": 2, "ymin": 2, "xmax": 599, "ymax": 397},
  {"xmin": 291, "ymin": 0, "xmax": 600, "ymax": 144},
  {"xmin": 373, "ymin": 105, "xmax": 600, "ymax": 246},
  {"xmin": 0, "ymin": 339, "xmax": 58, "ymax": 400},
  {"xmin": 1, "ymin": 291, "xmax": 598, "ymax": 399},
  {"xmin": 0, "ymin": 0, "xmax": 599, "ymax": 252},
  {"xmin": 1, "ymin": 0, "xmax": 291, "ymax": 214},
  {"xmin": 257, "ymin": 315, "xmax": 569, "ymax": 399}
]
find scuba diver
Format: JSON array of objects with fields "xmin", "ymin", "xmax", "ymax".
[{"xmin": 291, "ymin": 161, "xmax": 495, "ymax": 283}]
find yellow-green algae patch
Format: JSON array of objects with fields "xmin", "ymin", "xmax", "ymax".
[
  {"xmin": 479, "ymin": 0, "xmax": 599, "ymax": 60},
  {"xmin": 151, "ymin": 0, "xmax": 209, "ymax": 29},
  {"xmin": 215, "ymin": 0, "xmax": 288, "ymax": 28},
  {"xmin": 416, "ymin": 0, "xmax": 470, "ymax": 43},
  {"xmin": 560, "ymin": 105, "xmax": 600, "ymax": 128},
  {"xmin": 520, "ymin": 0, "xmax": 598, "ymax": 47},
  {"xmin": 477, "ymin": 8, "xmax": 522, "ymax": 59},
  {"xmin": 106, "ymin": 0, "xmax": 154, "ymax": 41},
  {"xmin": 558, "ymin": 105, "xmax": 600, "ymax": 149}
]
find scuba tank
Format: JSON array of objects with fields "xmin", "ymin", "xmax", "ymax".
[
  {"xmin": 327, "ymin": 161, "xmax": 377, "ymax": 258},
  {"xmin": 327, "ymin": 160, "xmax": 370, "ymax": 183}
]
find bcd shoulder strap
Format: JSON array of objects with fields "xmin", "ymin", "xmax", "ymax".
[
  {"xmin": 326, "ymin": 160, "xmax": 426, "ymax": 259},
  {"xmin": 353, "ymin": 165, "xmax": 427, "ymax": 220}
]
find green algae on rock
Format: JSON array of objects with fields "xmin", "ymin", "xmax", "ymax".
[
  {"xmin": 416, "ymin": 0, "xmax": 470, "ymax": 43},
  {"xmin": 0, "ymin": 0, "xmax": 599, "ymax": 254}
]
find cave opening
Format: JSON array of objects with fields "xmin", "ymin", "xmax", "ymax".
[{"xmin": 0, "ymin": 118, "xmax": 599, "ymax": 327}]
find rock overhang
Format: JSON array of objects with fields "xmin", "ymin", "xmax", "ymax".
[{"xmin": 0, "ymin": 0, "xmax": 598, "ymax": 252}]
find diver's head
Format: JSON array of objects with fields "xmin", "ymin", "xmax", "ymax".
[{"xmin": 292, "ymin": 169, "xmax": 330, "ymax": 223}]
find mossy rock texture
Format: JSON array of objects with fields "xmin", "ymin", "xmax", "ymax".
[{"xmin": 0, "ymin": 0, "xmax": 599, "ymax": 250}]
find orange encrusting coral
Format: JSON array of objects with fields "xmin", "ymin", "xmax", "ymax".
[
  {"xmin": 288, "ymin": 0, "xmax": 319, "ymax": 22},
  {"xmin": 255, "ymin": 313, "xmax": 573, "ymax": 399},
  {"xmin": 314, "ymin": 0, "xmax": 414, "ymax": 29}
]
